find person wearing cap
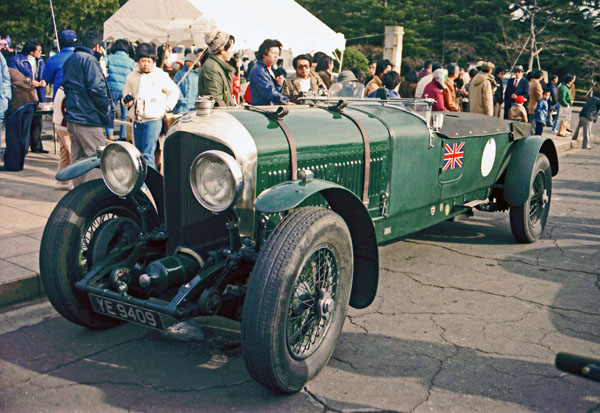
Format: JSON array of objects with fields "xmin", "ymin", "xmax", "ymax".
[
  {"xmin": 508, "ymin": 95, "xmax": 528, "ymax": 123},
  {"xmin": 248, "ymin": 39, "xmax": 289, "ymax": 106},
  {"xmin": 504, "ymin": 64, "xmax": 529, "ymax": 119},
  {"xmin": 43, "ymin": 30, "xmax": 77, "ymax": 100},
  {"xmin": 62, "ymin": 31, "xmax": 115, "ymax": 186},
  {"xmin": 122, "ymin": 43, "xmax": 179, "ymax": 170},
  {"xmin": 104, "ymin": 39, "xmax": 135, "ymax": 140},
  {"xmin": 198, "ymin": 30, "xmax": 236, "ymax": 107},
  {"xmin": 422, "ymin": 68, "xmax": 448, "ymax": 111},
  {"xmin": 469, "ymin": 61, "xmax": 496, "ymax": 116},
  {"xmin": 9, "ymin": 39, "xmax": 47, "ymax": 153},
  {"xmin": 174, "ymin": 53, "xmax": 199, "ymax": 113}
]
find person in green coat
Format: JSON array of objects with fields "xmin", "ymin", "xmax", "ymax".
[
  {"xmin": 198, "ymin": 30, "xmax": 236, "ymax": 107},
  {"xmin": 557, "ymin": 74, "xmax": 574, "ymax": 137}
]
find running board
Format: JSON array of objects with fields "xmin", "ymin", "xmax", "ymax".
[{"xmin": 463, "ymin": 199, "xmax": 487, "ymax": 208}]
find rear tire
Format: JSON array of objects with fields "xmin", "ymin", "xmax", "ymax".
[
  {"xmin": 242, "ymin": 207, "xmax": 353, "ymax": 393},
  {"xmin": 40, "ymin": 180, "xmax": 157, "ymax": 329},
  {"xmin": 509, "ymin": 153, "xmax": 552, "ymax": 243}
]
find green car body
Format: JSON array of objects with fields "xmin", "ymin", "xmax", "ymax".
[{"xmin": 40, "ymin": 97, "xmax": 558, "ymax": 394}]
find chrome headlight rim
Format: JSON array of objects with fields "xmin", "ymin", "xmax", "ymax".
[
  {"xmin": 101, "ymin": 141, "xmax": 147, "ymax": 197},
  {"xmin": 189, "ymin": 150, "xmax": 244, "ymax": 213}
]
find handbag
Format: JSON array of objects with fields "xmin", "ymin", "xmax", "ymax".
[{"xmin": 558, "ymin": 105, "xmax": 572, "ymax": 122}]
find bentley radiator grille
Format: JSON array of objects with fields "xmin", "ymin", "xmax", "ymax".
[{"xmin": 163, "ymin": 132, "xmax": 232, "ymax": 255}]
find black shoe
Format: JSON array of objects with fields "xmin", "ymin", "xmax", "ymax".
[{"xmin": 32, "ymin": 149, "xmax": 49, "ymax": 153}]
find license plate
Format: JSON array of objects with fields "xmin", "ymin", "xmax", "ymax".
[{"xmin": 89, "ymin": 294, "xmax": 165, "ymax": 330}]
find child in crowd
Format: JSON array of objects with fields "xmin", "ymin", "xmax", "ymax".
[
  {"xmin": 508, "ymin": 95, "xmax": 528, "ymax": 123},
  {"xmin": 534, "ymin": 89, "xmax": 551, "ymax": 135}
]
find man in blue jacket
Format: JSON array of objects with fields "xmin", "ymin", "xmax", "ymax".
[
  {"xmin": 9, "ymin": 39, "xmax": 47, "ymax": 153},
  {"xmin": 249, "ymin": 39, "xmax": 289, "ymax": 105},
  {"xmin": 62, "ymin": 31, "xmax": 114, "ymax": 186},
  {"xmin": 42, "ymin": 29, "xmax": 77, "ymax": 100}
]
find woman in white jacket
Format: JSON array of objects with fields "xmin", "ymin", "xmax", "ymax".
[{"xmin": 123, "ymin": 43, "xmax": 179, "ymax": 169}]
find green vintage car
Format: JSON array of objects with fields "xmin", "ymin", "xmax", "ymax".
[{"xmin": 40, "ymin": 85, "xmax": 558, "ymax": 393}]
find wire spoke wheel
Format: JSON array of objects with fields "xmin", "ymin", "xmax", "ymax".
[
  {"xmin": 242, "ymin": 207, "xmax": 353, "ymax": 393},
  {"xmin": 287, "ymin": 245, "xmax": 339, "ymax": 360}
]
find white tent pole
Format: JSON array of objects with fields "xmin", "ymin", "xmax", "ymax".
[
  {"xmin": 176, "ymin": 49, "xmax": 204, "ymax": 87},
  {"xmin": 49, "ymin": 0, "xmax": 61, "ymax": 52}
]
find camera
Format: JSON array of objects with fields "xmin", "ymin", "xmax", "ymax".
[{"xmin": 122, "ymin": 94, "xmax": 134, "ymax": 104}]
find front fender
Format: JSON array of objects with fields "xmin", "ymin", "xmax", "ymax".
[
  {"xmin": 504, "ymin": 136, "xmax": 558, "ymax": 206},
  {"xmin": 56, "ymin": 154, "xmax": 101, "ymax": 181},
  {"xmin": 255, "ymin": 179, "xmax": 380, "ymax": 310},
  {"xmin": 254, "ymin": 178, "xmax": 349, "ymax": 213}
]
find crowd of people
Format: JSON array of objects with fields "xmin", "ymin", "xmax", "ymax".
[{"xmin": 1, "ymin": 28, "xmax": 599, "ymax": 182}]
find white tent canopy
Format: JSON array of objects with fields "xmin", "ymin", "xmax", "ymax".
[{"xmin": 103, "ymin": 0, "xmax": 346, "ymax": 56}]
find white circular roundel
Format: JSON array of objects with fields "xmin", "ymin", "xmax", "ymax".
[{"xmin": 481, "ymin": 138, "xmax": 496, "ymax": 177}]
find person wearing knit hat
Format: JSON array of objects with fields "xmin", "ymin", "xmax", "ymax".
[
  {"xmin": 508, "ymin": 94, "xmax": 528, "ymax": 123},
  {"xmin": 198, "ymin": 30, "xmax": 237, "ymax": 106},
  {"xmin": 174, "ymin": 52, "xmax": 200, "ymax": 113}
]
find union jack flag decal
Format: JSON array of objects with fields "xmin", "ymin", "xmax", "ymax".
[{"xmin": 443, "ymin": 142, "xmax": 464, "ymax": 171}]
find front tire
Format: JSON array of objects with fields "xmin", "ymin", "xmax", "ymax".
[
  {"xmin": 40, "ymin": 180, "xmax": 157, "ymax": 329},
  {"xmin": 242, "ymin": 207, "xmax": 353, "ymax": 393},
  {"xmin": 509, "ymin": 153, "xmax": 552, "ymax": 243}
]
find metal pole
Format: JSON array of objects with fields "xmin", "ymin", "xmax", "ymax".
[{"xmin": 49, "ymin": 0, "xmax": 60, "ymax": 52}]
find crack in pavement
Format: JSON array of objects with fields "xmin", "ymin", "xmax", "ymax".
[
  {"xmin": 408, "ymin": 318, "xmax": 459, "ymax": 413},
  {"xmin": 28, "ymin": 378, "xmax": 252, "ymax": 393},
  {"xmin": 401, "ymin": 240, "xmax": 600, "ymax": 277},
  {"xmin": 387, "ymin": 269, "xmax": 600, "ymax": 317},
  {"xmin": 305, "ymin": 387, "xmax": 408, "ymax": 412},
  {"xmin": 304, "ymin": 388, "xmax": 341, "ymax": 412},
  {"xmin": 347, "ymin": 315, "xmax": 368, "ymax": 334},
  {"xmin": 38, "ymin": 336, "xmax": 148, "ymax": 376},
  {"xmin": 5, "ymin": 336, "xmax": 152, "ymax": 391},
  {"xmin": 430, "ymin": 315, "xmax": 540, "ymax": 360},
  {"xmin": 331, "ymin": 356, "xmax": 358, "ymax": 370}
]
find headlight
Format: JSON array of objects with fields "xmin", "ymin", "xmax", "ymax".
[
  {"xmin": 101, "ymin": 142, "xmax": 147, "ymax": 196},
  {"xmin": 189, "ymin": 150, "xmax": 243, "ymax": 212}
]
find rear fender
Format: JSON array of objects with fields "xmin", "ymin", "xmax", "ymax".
[
  {"xmin": 255, "ymin": 179, "xmax": 379, "ymax": 309},
  {"xmin": 504, "ymin": 136, "xmax": 558, "ymax": 206}
]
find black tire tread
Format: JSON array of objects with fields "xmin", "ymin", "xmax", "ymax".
[
  {"xmin": 509, "ymin": 153, "xmax": 552, "ymax": 243},
  {"xmin": 40, "ymin": 180, "xmax": 155, "ymax": 329},
  {"xmin": 242, "ymin": 207, "xmax": 351, "ymax": 393}
]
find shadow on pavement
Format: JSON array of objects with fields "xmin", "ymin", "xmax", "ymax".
[{"xmin": 0, "ymin": 313, "xmax": 597, "ymax": 412}]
